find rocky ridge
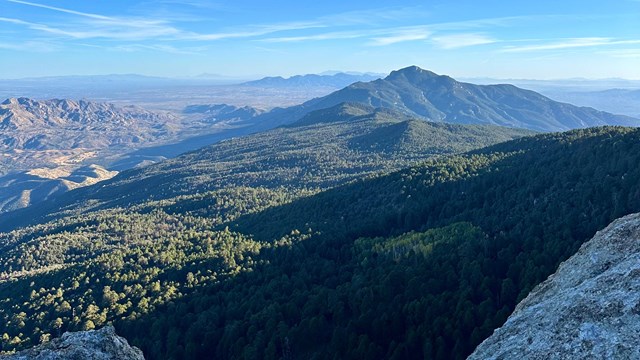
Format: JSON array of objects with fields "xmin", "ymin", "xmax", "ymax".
[
  {"xmin": 0, "ymin": 97, "xmax": 177, "ymax": 151},
  {"xmin": 468, "ymin": 212, "xmax": 640, "ymax": 359},
  {"xmin": 0, "ymin": 97, "xmax": 180, "ymax": 212},
  {"xmin": 2, "ymin": 325, "xmax": 144, "ymax": 360}
]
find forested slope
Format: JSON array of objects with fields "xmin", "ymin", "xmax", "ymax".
[{"xmin": 1, "ymin": 126, "xmax": 640, "ymax": 359}]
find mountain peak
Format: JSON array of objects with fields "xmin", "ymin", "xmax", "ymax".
[{"xmin": 387, "ymin": 66, "xmax": 440, "ymax": 80}]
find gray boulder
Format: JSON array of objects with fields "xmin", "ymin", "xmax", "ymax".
[{"xmin": 3, "ymin": 326, "xmax": 144, "ymax": 360}]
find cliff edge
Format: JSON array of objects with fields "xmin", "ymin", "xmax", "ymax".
[{"xmin": 469, "ymin": 213, "xmax": 640, "ymax": 359}]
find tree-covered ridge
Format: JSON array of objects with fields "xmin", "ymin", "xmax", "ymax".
[
  {"xmin": 0, "ymin": 103, "xmax": 530, "ymax": 231},
  {"xmin": 2, "ymin": 126, "xmax": 640, "ymax": 359}
]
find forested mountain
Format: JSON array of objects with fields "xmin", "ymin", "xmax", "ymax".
[
  {"xmin": 0, "ymin": 103, "xmax": 531, "ymax": 231},
  {"xmin": 250, "ymin": 66, "xmax": 638, "ymax": 132},
  {"xmin": 2, "ymin": 126, "xmax": 640, "ymax": 359}
]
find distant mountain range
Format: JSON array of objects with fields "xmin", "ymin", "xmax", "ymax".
[
  {"xmin": 541, "ymin": 88, "xmax": 640, "ymax": 119},
  {"xmin": 249, "ymin": 66, "xmax": 637, "ymax": 132},
  {"xmin": 241, "ymin": 72, "xmax": 381, "ymax": 88}
]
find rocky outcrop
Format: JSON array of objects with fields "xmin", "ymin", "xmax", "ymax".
[
  {"xmin": 3, "ymin": 326, "xmax": 144, "ymax": 360},
  {"xmin": 469, "ymin": 213, "xmax": 640, "ymax": 360}
]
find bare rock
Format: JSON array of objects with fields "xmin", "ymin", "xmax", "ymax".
[
  {"xmin": 469, "ymin": 213, "xmax": 640, "ymax": 359},
  {"xmin": 3, "ymin": 326, "xmax": 144, "ymax": 360}
]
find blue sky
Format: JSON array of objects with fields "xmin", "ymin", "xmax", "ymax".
[{"xmin": 0, "ymin": 0, "xmax": 639, "ymax": 79}]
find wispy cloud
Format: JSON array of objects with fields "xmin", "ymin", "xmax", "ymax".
[
  {"xmin": 318, "ymin": 6, "xmax": 430, "ymax": 26},
  {"xmin": 182, "ymin": 21, "xmax": 326, "ymax": 41},
  {"xmin": 75, "ymin": 41, "xmax": 209, "ymax": 55},
  {"xmin": 112, "ymin": 43, "xmax": 201, "ymax": 54},
  {"xmin": 369, "ymin": 26, "xmax": 431, "ymax": 46},
  {"xmin": 4, "ymin": 0, "xmax": 326, "ymax": 43},
  {"xmin": 6, "ymin": 0, "xmax": 634, "ymax": 63},
  {"xmin": 7, "ymin": 0, "xmax": 171, "ymax": 28},
  {"xmin": 262, "ymin": 25, "xmax": 434, "ymax": 46},
  {"xmin": 261, "ymin": 30, "xmax": 366, "ymax": 43},
  {"xmin": 3, "ymin": 0, "xmax": 182, "ymax": 41},
  {"xmin": 7, "ymin": 0, "xmax": 113, "ymax": 20},
  {"xmin": 429, "ymin": 16, "xmax": 531, "ymax": 31},
  {"xmin": 151, "ymin": 0, "xmax": 227, "ymax": 10},
  {"xmin": 432, "ymin": 33, "xmax": 496, "ymax": 49},
  {"xmin": 261, "ymin": 16, "xmax": 546, "ymax": 46},
  {"xmin": 0, "ymin": 16, "xmax": 180, "ymax": 40},
  {"xmin": 502, "ymin": 37, "xmax": 640, "ymax": 52},
  {"xmin": 0, "ymin": 39, "xmax": 58, "ymax": 51}
]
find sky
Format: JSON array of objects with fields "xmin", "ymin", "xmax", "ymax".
[{"xmin": 0, "ymin": 0, "xmax": 639, "ymax": 80}]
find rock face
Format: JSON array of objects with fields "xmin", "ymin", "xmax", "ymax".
[
  {"xmin": 4, "ymin": 326, "xmax": 144, "ymax": 360},
  {"xmin": 469, "ymin": 213, "xmax": 640, "ymax": 360}
]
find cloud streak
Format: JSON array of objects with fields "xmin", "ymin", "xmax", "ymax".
[
  {"xmin": 4, "ymin": 0, "xmax": 327, "ymax": 43},
  {"xmin": 5, "ymin": 0, "xmax": 638, "ymax": 65},
  {"xmin": 502, "ymin": 37, "xmax": 640, "ymax": 52},
  {"xmin": 369, "ymin": 28, "xmax": 431, "ymax": 46},
  {"xmin": 183, "ymin": 21, "xmax": 326, "ymax": 41},
  {"xmin": 0, "ymin": 40, "xmax": 57, "ymax": 51},
  {"xmin": 432, "ymin": 33, "xmax": 496, "ymax": 49},
  {"xmin": 602, "ymin": 48, "xmax": 640, "ymax": 58},
  {"xmin": 260, "ymin": 31, "xmax": 365, "ymax": 43},
  {"xmin": 0, "ymin": 16, "xmax": 180, "ymax": 40},
  {"xmin": 7, "ymin": 0, "xmax": 113, "ymax": 20}
]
